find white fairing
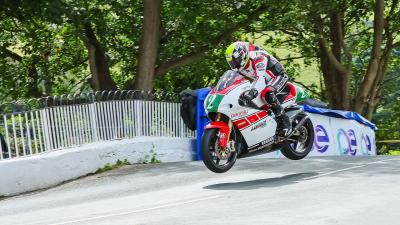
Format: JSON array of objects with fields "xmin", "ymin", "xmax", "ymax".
[{"xmin": 205, "ymin": 79, "xmax": 278, "ymax": 149}]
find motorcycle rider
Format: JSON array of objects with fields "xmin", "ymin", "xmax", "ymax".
[{"xmin": 225, "ymin": 41, "xmax": 292, "ymax": 136}]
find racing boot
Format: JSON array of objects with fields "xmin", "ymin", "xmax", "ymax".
[
  {"xmin": 271, "ymin": 104, "xmax": 292, "ymax": 137},
  {"xmin": 276, "ymin": 114, "xmax": 292, "ymax": 137}
]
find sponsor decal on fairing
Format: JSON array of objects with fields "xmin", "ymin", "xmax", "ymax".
[
  {"xmin": 231, "ymin": 110, "xmax": 248, "ymax": 118},
  {"xmin": 248, "ymin": 136, "xmax": 275, "ymax": 151},
  {"xmin": 250, "ymin": 120, "xmax": 267, "ymax": 131}
]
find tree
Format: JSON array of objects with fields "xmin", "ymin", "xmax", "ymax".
[
  {"xmin": 81, "ymin": 22, "xmax": 116, "ymax": 91},
  {"xmin": 133, "ymin": 0, "xmax": 277, "ymax": 90},
  {"xmin": 61, "ymin": 0, "xmax": 121, "ymax": 91},
  {"xmin": 353, "ymin": 0, "xmax": 395, "ymax": 115},
  {"xmin": 255, "ymin": 0, "xmax": 400, "ymax": 119},
  {"xmin": 135, "ymin": 0, "xmax": 162, "ymax": 91},
  {"xmin": 0, "ymin": 0, "xmax": 88, "ymax": 98},
  {"xmin": 0, "ymin": 0, "xmax": 290, "ymax": 94},
  {"xmin": 1, "ymin": 0, "xmax": 398, "ymax": 125}
]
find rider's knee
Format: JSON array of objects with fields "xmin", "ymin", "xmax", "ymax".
[{"xmin": 261, "ymin": 87, "xmax": 277, "ymax": 105}]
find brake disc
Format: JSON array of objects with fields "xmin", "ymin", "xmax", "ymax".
[{"xmin": 214, "ymin": 140, "xmax": 235, "ymax": 160}]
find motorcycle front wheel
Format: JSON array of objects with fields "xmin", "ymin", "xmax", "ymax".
[{"xmin": 201, "ymin": 128, "xmax": 238, "ymax": 173}]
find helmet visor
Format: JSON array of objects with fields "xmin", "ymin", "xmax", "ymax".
[{"xmin": 228, "ymin": 57, "xmax": 242, "ymax": 69}]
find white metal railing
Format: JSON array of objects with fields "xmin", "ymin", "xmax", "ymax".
[{"xmin": 0, "ymin": 91, "xmax": 195, "ymax": 161}]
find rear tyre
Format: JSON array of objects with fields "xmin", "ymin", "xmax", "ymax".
[
  {"xmin": 201, "ymin": 129, "xmax": 238, "ymax": 173},
  {"xmin": 281, "ymin": 116, "xmax": 314, "ymax": 160}
]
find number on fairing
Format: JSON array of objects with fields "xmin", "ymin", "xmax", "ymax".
[{"xmin": 207, "ymin": 95, "xmax": 216, "ymax": 109}]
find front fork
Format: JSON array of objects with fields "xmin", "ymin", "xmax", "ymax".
[{"xmin": 204, "ymin": 113, "xmax": 233, "ymax": 149}]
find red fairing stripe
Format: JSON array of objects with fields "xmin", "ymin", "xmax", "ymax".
[
  {"xmin": 247, "ymin": 114, "xmax": 259, "ymax": 123},
  {"xmin": 208, "ymin": 76, "xmax": 247, "ymax": 95},
  {"xmin": 257, "ymin": 111, "xmax": 268, "ymax": 118},
  {"xmin": 233, "ymin": 111, "xmax": 269, "ymax": 130},
  {"xmin": 205, "ymin": 121, "xmax": 230, "ymax": 148},
  {"xmin": 234, "ymin": 119, "xmax": 250, "ymax": 130},
  {"xmin": 218, "ymin": 77, "xmax": 247, "ymax": 95}
]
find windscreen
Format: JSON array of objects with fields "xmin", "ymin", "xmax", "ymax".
[{"xmin": 215, "ymin": 70, "xmax": 243, "ymax": 92}]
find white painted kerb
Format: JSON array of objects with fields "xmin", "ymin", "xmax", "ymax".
[{"xmin": 0, "ymin": 137, "xmax": 195, "ymax": 197}]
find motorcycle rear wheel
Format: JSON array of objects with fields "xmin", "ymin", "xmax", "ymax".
[{"xmin": 201, "ymin": 128, "xmax": 238, "ymax": 173}]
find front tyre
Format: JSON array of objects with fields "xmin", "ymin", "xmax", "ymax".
[
  {"xmin": 201, "ymin": 129, "xmax": 238, "ymax": 173},
  {"xmin": 281, "ymin": 117, "xmax": 314, "ymax": 160}
]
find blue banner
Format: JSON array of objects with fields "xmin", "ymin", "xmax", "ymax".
[{"xmin": 302, "ymin": 105, "xmax": 377, "ymax": 131}]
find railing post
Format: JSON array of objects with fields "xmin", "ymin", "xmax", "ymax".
[
  {"xmin": 3, "ymin": 114, "xmax": 12, "ymax": 158},
  {"xmin": 89, "ymin": 102, "xmax": 99, "ymax": 142},
  {"xmin": 40, "ymin": 108, "xmax": 52, "ymax": 152},
  {"xmin": 134, "ymin": 100, "xmax": 142, "ymax": 136}
]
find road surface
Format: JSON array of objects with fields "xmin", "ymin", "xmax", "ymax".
[{"xmin": 0, "ymin": 156, "xmax": 399, "ymax": 225}]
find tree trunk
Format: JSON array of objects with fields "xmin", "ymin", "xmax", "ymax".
[
  {"xmin": 329, "ymin": 12, "xmax": 343, "ymax": 107},
  {"xmin": 331, "ymin": 9, "xmax": 352, "ymax": 110},
  {"xmin": 365, "ymin": 92, "xmax": 379, "ymax": 120},
  {"xmin": 353, "ymin": 0, "xmax": 385, "ymax": 114},
  {"xmin": 316, "ymin": 9, "xmax": 351, "ymax": 110},
  {"xmin": 365, "ymin": 38, "xmax": 393, "ymax": 120},
  {"xmin": 82, "ymin": 23, "xmax": 117, "ymax": 91},
  {"xmin": 318, "ymin": 41, "xmax": 340, "ymax": 108},
  {"xmin": 134, "ymin": 0, "xmax": 162, "ymax": 91},
  {"xmin": 27, "ymin": 64, "xmax": 42, "ymax": 98}
]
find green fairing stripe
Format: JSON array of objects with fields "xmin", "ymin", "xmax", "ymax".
[
  {"xmin": 295, "ymin": 85, "xmax": 309, "ymax": 102},
  {"xmin": 205, "ymin": 94, "xmax": 224, "ymax": 112}
]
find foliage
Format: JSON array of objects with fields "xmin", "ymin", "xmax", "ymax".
[
  {"xmin": 0, "ymin": 0, "xmax": 274, "ymax": 95},
  {"xmin": 139, "ymin": 149, "xmax": 161, "ymax": 164},
  {"xmin": 374, "ymin": 70, "xmax": 400, "ymax": 141},
  {"xmin": 378, "ymin": 144, "xmax": 400, "ymax": 155},
  {"xmin": 154, "ymin": 49, "xmax": 227, "ymax": 92},
  {"xmin": 254, "ymin": 0, "xmax": 400, "ymax": 113},
  {"xmin": 0, "ymin": 0, "xmax": 399, "ymax": 136},
  {"xmin": 388, "ymin": 150, "xmax": 400, "ymax": 155},
  {"xmin": 94, "ymin": 159, "xmax": 131, "ymax": 174},
  {"xmin": 0, "ymin": 0, "xmax": 89, "ymax": 98}
]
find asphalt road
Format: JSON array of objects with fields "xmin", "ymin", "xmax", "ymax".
[{"xmin": 0, "ymin": 156, "xmax": 399, "ymax": 225}]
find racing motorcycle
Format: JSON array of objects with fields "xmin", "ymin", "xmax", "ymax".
[{"xmin": 201, "ymin": 70, "xmax": 314, "ymax": 173}]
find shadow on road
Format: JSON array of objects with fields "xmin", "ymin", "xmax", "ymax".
[{"xmin": 203, "ymin": 172, "xmax": 318, "ymax": 190}]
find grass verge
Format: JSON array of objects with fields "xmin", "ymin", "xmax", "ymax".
[{"xmin": 95, "ymin": 159, "xmax": 131, "ymax": 174}]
